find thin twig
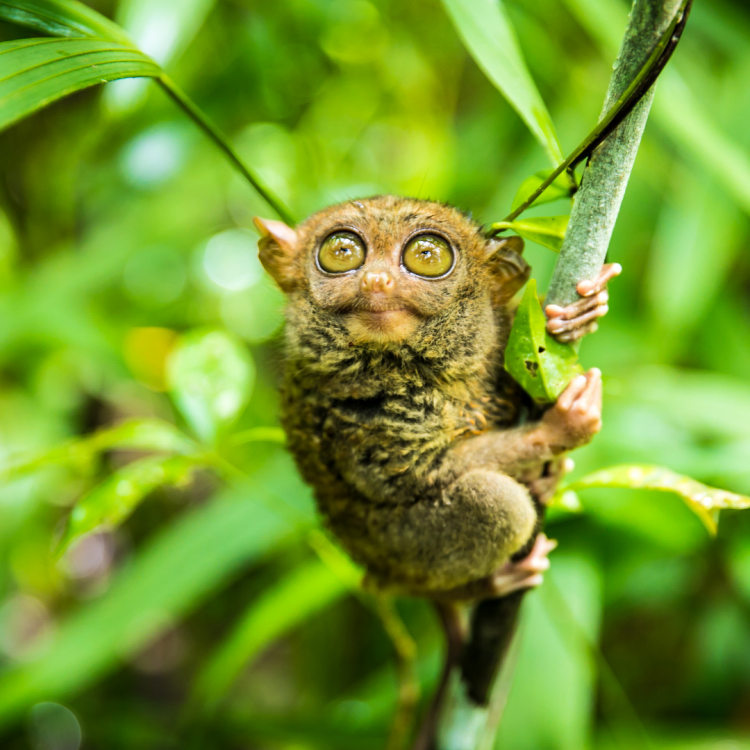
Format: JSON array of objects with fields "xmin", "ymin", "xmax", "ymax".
[
  {"xmin": 491, "ymin": 0, "xmax": 692, "ymax": 230},
  {"xmin": 157, "ymin": 74, "xmax": 296, "ymax": 226},
  {"xmin": 372, "ymin": 596, "xmax": 421, "ymax": 750}
]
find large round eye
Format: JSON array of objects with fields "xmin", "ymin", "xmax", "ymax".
[
  {"xmin": 402, "ymin": 234, "xmax": 454, "ymax": 278},
  {"xmin": 318, "ymin": 232, "xmax": 366, "ymax": 273}
]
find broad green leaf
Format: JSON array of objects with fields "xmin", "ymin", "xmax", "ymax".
[
  {"xmin": 0, "ymin": 38, "xmax": 160, "ymax": 133},
  {"xmin": 440, "ymin": 0, "xmax": 563, "ymax": 165},
  {"xmin": 511, "ymin": 170, "xmax": 575, "ymax": 212},
  {"xmin": 57, "ymin": 455, "xmax": 201, "ymax": 554},
  {"xmin": 504, "ymin": 279, "xmax": 582, "ymax": 403},
  {"xmin": 0, "ymin": 0, "xmax": 131, "ymax": 43},
  {"xmin": 0, "ymin": 418, "xmax": 197, "ymax": 485},
  {"xmin": 195, "ymin": 558, "xmax": 351, "ymax": 708},
  {"xmin": 0, "ymin": 484, "xmax": 294, "ymax": 728},
  {"xmin": 562, "ymin": 465, "xmax": 750, "ymax": 535},
  {"xmin": 167, "ymin": 330, "xmax": 255, "ymax": 445},
  {"xmin": 492, "ymin": 216, "xmax": 569, "ymax": 253}
]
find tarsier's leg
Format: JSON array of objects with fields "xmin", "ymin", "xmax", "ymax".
[{"xmin": 545, "ymin": 263, "xmax": 621, "ymax": 342}]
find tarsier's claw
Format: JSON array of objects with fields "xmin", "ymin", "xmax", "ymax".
[
  {"xmin": 545, "ymin": 263, "xmax": 621, "ymax": 343},
  {"xmin": 488, "ymin": 534, "xmax": 558, "ymax": 597}
]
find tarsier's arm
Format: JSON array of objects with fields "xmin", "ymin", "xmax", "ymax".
[{"xmin": 443, "ymin": 263, "xmax": 620, "ymax": 600}]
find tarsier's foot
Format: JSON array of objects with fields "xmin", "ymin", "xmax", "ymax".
[
  {"xmin": 521, "ymin": 456, "xmax": 575, "ymax": 506},
  {"xmin": 545, "ymin": 263, "xmax": 621, "ymax": 342},
  {"xmin": 487, "ymin": 534, "xmax": 558, "ymax": 597}
]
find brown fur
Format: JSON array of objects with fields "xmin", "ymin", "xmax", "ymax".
[{"xmin": 258, "ymin": 196, "xmax": 579, "ymax": 597}]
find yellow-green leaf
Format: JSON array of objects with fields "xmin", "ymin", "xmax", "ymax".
[
  {"xmin": 492, "ymin": 216, "xmax": 569, "ymax": 253},
  {"xmin": 0, "ymin": 418, "xmax": 197, "ymax": 485},
  {"xmin": 504, "ymin": 279, "xmax": 582, "ymax": 403},
  {"xmin": 563, "ymin": 464, "xmax": 750, "ymax": 535},
  {"xmin": 511, "ymin": 170, "xmax": 575, "ymax": 212}
]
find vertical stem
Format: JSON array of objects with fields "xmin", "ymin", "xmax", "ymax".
[
  {"xmin": 429, "ymin": 2, "xmax": 686, "ymax": 748},
  {"xmin": 545, "ymin": 0, "xmax": 683, "ymax": 308}
]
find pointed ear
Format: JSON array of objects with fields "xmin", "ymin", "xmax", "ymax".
[
  {"xmin": 254, "ymin": 217, "xmax": 301, "ymax": 293},
  {"xmin": 485, "ymin": 235, "xmax": 530, "ymax": 304}
]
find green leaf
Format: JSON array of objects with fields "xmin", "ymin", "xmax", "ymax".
[
  {"xmin": 0, "ymin": 38, "xmax": 160, "ymax": 133},
  {"xmin": 440, "ymin": 0, "xmax": 563, "ymax": 165},
  {"xmin": 562, "ymin": 465, "xmax": 750, "ymax": 535},
  {"xmin": 0, "ymin": 485, "xmax": 294, "ymax": 728},
  {"xmin": 0, "ymin": 0, "xmax": 132, "ymax": 43},
  {"xmin": 492, "ymin": 216, "xmax": 569, "ymax": 253},
  {"xmin": 0, "ymin": 418, "xmax": 197, "ymax": 485},
  {"xmin": 511, "ymin": 170, "xmax": 575, "ymax": 212},
  {"xmin": 167, "ymin": 330, "xmax": 255, "ymax": 445},
  {"xmin": 57, "ymin": 455, "xmax": 201, "ymax": 554},
  {"xmin": 194, "ymin": 558, "xmax": 351, "ymax": 709},
  {"xmin": 504, "ymin": 279, "xmax": 583, "ymax": 403}
]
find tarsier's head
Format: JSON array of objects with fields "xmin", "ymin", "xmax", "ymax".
[{"xmin": 255, "ymin": 195, "xmax": 529, "ymax": 356}]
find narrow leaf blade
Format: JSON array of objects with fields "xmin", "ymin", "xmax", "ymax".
[
  {"xmin": 195, "ymin": 559, "xmax": 350, "ymax": 707},
  {"xmin": 0, "ymin": 418, "xmax": 196, "ymax": 485},
  {"xmin": 0, "ymin": 38, "xmax": 160, "ymax": 133},
  {"xmin": 504, "ymin": 279, "xmax": 582, "ymax": 402},
  {"xmin": 167, "ymin": 330, "xmax": 255, "ymax": 445},
  {"xmin": 0, "ymin": 0, "xmax": 133, "ymax": 44},
  {"xmin": 0, "ymin": 485, "xmax": 293, "ymax": 728},
  {"xmin": 440, "ymin": 0, "xmax": 563, "ymax": 164},
  {"xmin": 566, "ymin": 464, "xmax": 750, "ymax": 535}
]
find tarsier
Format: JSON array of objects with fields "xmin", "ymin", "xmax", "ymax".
[{"xmin": 255, "ymin": 194, "xmax": 619, "ymax": 604}]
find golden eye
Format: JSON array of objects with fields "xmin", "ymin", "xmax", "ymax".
[
  {"xmin": 402, "ymin": 234, "xmax": 454, "ymax": 278},
  {"xmin": 318, "ymin": 231, "xmax": 366, "ymax": 273}
]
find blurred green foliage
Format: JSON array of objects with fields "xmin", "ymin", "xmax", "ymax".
[{"xmin": 1, "ymin": 0, "xmax": 750, "ymax": 748}]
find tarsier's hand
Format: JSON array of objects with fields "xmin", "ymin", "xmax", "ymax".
[
  {"xmin": 540, "ymin": 368, "xmax": 602, "ymax": 451},
  {"xmin": 545, "ymin": 263, "xmax": 621, "ymax": 343}
]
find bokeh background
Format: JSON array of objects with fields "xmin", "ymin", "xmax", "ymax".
[{"xmin": 1, "ymin": 0, "xmax": 750, "ymax": 748}]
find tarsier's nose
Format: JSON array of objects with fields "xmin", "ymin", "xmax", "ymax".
[{"xmin": 361, "ymin": 271, "xmax": 395, "ymax": 295}]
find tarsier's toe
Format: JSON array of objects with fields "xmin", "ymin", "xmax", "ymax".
[{"xmin": 488, "ymin": 534, "xmax": 558, "ymax": 597}]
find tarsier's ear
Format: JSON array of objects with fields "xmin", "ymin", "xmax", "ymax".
[
  {"xmin": 484, "ymin": 235, "xmax": 530, "ymax": 304},
  {"xmin": 254, "ymin": 217, "xmax": 301, "ymax": 293}
]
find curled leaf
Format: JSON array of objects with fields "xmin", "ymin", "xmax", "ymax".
[
  {"xmin": 57, "ymin": 455, "xmax": 200, "ymax": 554},
  {"xmin": 561, "ymin": 464, "xmax": 750, "ymax": 535},
  {"xmin": 511, "ymin": 170, "xmax": 575, "ymax": 212},
  {"xmin": 492, "ymin": 216, "xmax": 569, "ymax": 253},
  {"xmin": 504, "ymin": 279, "xmax": 582, "ymax": 403}
]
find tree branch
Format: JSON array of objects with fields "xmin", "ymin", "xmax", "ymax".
[
  {"xmin": 545, "ymin": 0, "xmax": 686, "ymax": 308},
  {"xmin": 425, "ymin": 2, "xmax": 688, "ymax": 748}
]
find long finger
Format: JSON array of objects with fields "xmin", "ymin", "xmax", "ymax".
[
  {"xmin": 555, "ymin": 322, "xmax": 598, "ymax": 342},
  {"xmin": 547, "ymin": 304, "xmax": 608, "ymax": 334},
  {"xmin": 577, "ymin": 262, "xmax": 622, "ymax": 297},
  {"xmin": 557, "ymin": 374, "xmax": 587, "ymax": 411},
  {"xmin": 546, "ymin": 291, "xmax": 608, "ymax": 321},
  {"xmin": 577, "ymin": 368, "xmax": 601, "ymax": 412}
]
